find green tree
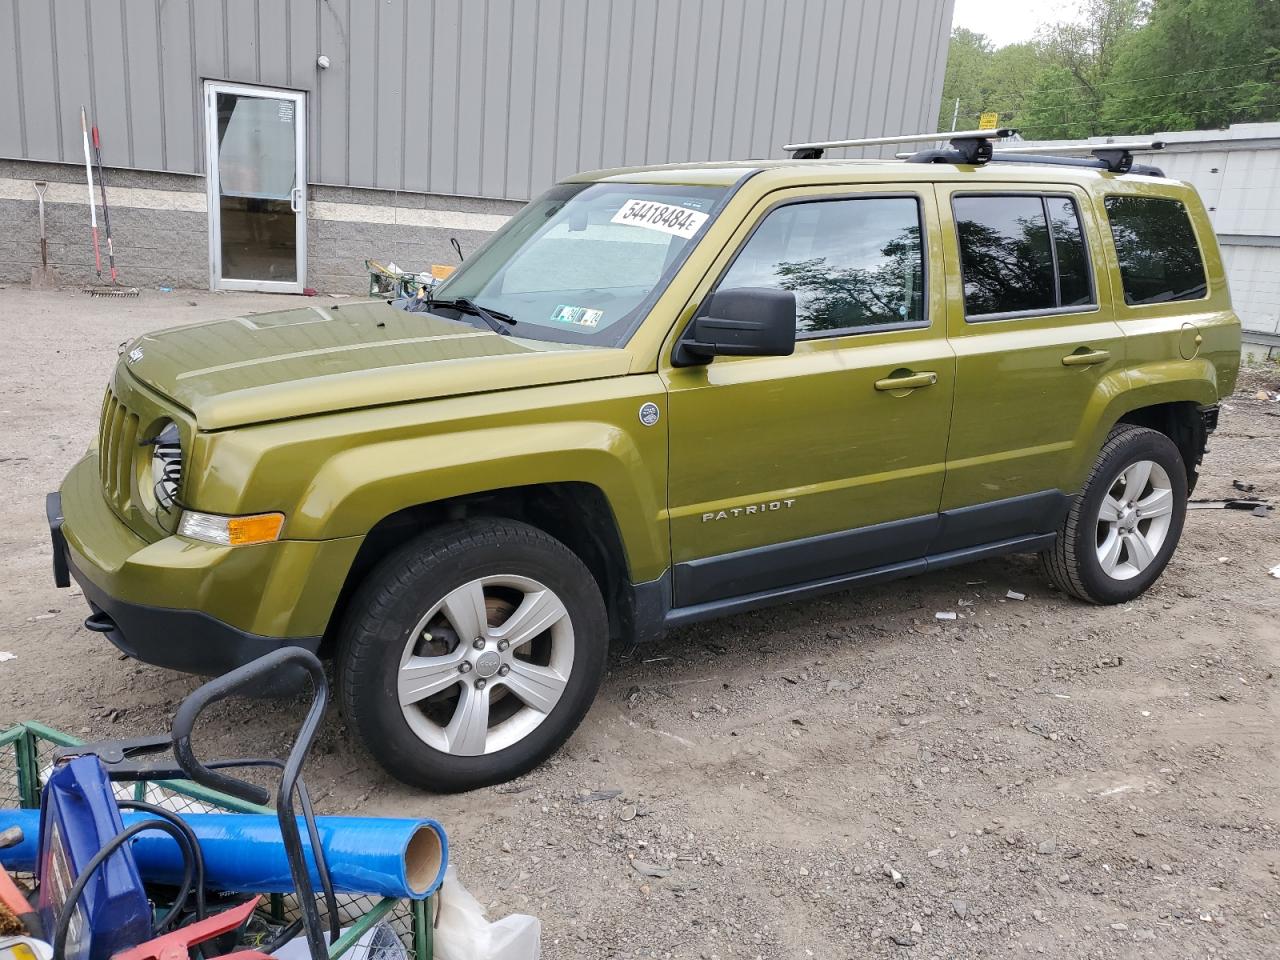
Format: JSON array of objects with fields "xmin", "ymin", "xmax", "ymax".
[
  {"xmin": 1021, "ymin": 65, "xmax": 1101, "ymax": 138},
  {"xmin": 1020, "ymin": 0, "xmax": 1149, "ymax": 138},
  {"xmin": 937, "ymin": 29, "xmax": 1050, "ymax": 131},
  {"xmin": 937, "ymin": 28, "xmax": 995, "ymax": 130},
  {"xmin": 1100, "ymin": 0, "xmax": 1280, "ymax": 133}
]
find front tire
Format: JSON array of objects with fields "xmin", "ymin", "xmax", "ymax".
[
  {"xmin": 1041, "ymin": 425, "xmax": 1188, "ymax": 604},
  {"xmin": 338, "ymin": 519, "xmax": 608, "ymax": 792}
]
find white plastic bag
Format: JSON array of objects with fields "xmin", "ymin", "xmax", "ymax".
[
  {"xmin": 273, "ymin": 921, "xmax": 405, "ymax": 960},
  {"xmin": 434, "ymin": 865, "xmax": 541, "ymax": 960}
]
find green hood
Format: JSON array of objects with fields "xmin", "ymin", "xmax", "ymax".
[{"xmin": 123, "ymin": 300, "xmax": 631, "ymax": 430}]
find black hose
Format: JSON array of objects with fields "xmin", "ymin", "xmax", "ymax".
[
  {"xmin": 260, "ymin": 917, "xmax": 306, "ymax": 955},
  {"xmin": 115, "ymin": 800, "xmax": 206, "ymax": 927},
  {"xmin": 52, "ymin": 819, "xmax": 195, "ymax": 959}
]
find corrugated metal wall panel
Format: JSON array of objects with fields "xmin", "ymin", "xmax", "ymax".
[
  {"xmin": 52, "ymin": 5, "xmax": 92, "ymax": 164},
  {"xmin": 0, "ymin": 0, "xmax": 954, "ymax": 198},
  {"xmin": 1222, "ymin": 245, "xmax": 1280, "ymax": 336},
  {"xmin": 502, "ymin": 0, "xmax": 538, "ymax": 197},
  {"xmin": 159, "ymin": 0, "xmax": 199, "ymax": 173},
  {"xmin": 125, "ymin": 2, "xmax": 164, "ymax": 168},
  {"xmin": 225, "ymin": 0, "xmax": 259, "ymax": 84},
  {"xmin": 428, "ymin": 0, "xmax": 462, "ymax": 194},
  {"xmin": 454, "ymin": 0, "xmax": 487, "ymax": 195},
  {"xmin": 315, "ymin": 0, "xmax": 347, "ymax": 185},
  {"xmin": 346, "ymin": 0, "xmax": 379, "ymax": 187},
  {"xmin": 576, "ymin": 0, "xmax": 612, "ymax": 178},
  {"xmin": 479, "ymin": 0, "xmax": 514, "ymax": 197},
  {"xmin": 88, "ymin": 1, "xmax": 132, "ymax": 166},
  {"xmin": 0, "ymin": 2, "xmax": 22, "ymax": 154}
]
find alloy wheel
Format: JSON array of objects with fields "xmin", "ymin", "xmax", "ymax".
[
  {"xmin": 397, "ymin": 575, "xmax": 575, "ymax": 756},
  {"xmin": 1095, "ymin": 458, "xmax": 1174, "ymax": 581}
]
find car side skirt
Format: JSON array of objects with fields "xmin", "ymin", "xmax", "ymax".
[
  {"xmin": 629, "ymin": 490, "xmax": 1072, "ymax": 638},
  {"xmin": 663, "ymin": 532, "xmax": 1057, "ymax": 630}
]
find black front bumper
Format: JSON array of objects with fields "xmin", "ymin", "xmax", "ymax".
[{"xmin": 49, "ymin": 491, "xmax": 321, "ymax": 681}]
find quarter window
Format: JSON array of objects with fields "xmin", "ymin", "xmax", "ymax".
[
  {"xmin": 1104, "ymin": 196, "xmax": 1207, "ymax": 305},
  {"xmin": 718, "ymin": 196, "xmax": 925, "ymax": 335},
  {"xmin": 953, "ymin": 194, "xmax": 1096, "ymax": 319}
]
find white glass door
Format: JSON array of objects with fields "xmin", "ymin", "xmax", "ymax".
[{"xmin": 205, "ymin": 82, "xmax": 306, "ymax": 293}]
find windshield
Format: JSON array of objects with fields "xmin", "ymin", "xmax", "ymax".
[{"xmin": 432, "ymin": 182, "xmax": 728, "ymax": 346}]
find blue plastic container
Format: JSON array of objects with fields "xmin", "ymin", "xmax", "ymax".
[{"xmin": 36, "ymin": 757, "xmax": 151, "ymax": 960}]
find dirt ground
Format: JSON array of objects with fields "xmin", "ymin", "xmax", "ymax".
[{"xmin": 1, "ymin": 286, "xmax": 1277, "ymax": 959}]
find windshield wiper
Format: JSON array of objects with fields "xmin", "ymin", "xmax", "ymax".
[{"xmin": 429, "ymin": 296, "xmax": 516, "ymax": 335}]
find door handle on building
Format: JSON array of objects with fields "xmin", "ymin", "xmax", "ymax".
[
  {"xmin": 1061, "ymin": 349, "xmax": 1111, "ymax": 367},
  {"xmin": 874, "ymin": 371, "xmax": 937, "ymax": 391},
  {"xmin": 290, "ymin": 187, "xmax": 303, "ymax": 213}
]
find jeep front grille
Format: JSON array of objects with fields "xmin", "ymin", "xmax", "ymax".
[{"xmin": 98, "ymin": 387, "xmax": 139, "ymax": 509}]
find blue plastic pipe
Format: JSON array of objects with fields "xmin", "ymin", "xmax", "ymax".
[{"xmin": 0, "ymin": 809, "xmax": 446, "ymax": 899}]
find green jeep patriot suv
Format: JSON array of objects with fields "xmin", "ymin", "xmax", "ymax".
[{"xmin": 49, "ymin": 144, "xmax": 1240, "ymax": 791}]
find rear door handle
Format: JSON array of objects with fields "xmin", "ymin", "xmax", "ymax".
[
  {"xmin": 1061, "ymin": 349, "xmax": 1111, "ymax": 366},
  {"xmin": 874, "ymin": 371, "xmax": 937, "ymax": 391}
]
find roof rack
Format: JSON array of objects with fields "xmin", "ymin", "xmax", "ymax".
[
  {"xmin": 992, "ymin": 140, "xmax": 1165, "ymax": 175},
  {"xmin": 783, "ymin": 128, "xmax": 1017, "ymax": 163},
  {"xmin": 890, "ymin": 139, "xmax": 1167, "ymax": 176}
]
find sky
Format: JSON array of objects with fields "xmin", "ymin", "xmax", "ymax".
[{"xmin": 951, "ymin": 0, "xmax": 1085, "ymax": 48}]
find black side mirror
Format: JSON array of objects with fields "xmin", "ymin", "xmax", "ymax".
[{"xmin": 673, "ymin": 287, "xmax": 797, "ymax": 366}]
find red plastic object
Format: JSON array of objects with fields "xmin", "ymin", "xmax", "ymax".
[
  {"xmin": 0, "ymin": 861, "xmax": 38, "ymax": 935},
  {"xmin": 111, "ymin": 896, "xmax": 261, "ymax": 960}
]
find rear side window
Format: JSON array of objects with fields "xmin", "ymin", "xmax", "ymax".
[
  {"xmin": 953, "ymin": 194, "xmax": 1096, "ymax": 319},
  {"xmin": 1103, "ymin": 196, "xmax": 1207, "ymax": 305},
  {"xmin": 718, "ymin": 196, "xmax": 925, "ymax": 335}
]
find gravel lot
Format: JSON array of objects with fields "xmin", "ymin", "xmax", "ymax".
[{"xmin": 1, "ymin": 287, "xmax": 1277, "ymax": 959}]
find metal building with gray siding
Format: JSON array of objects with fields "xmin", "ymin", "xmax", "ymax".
[{"xmin": 0, "ymin": 0, "xmax": 955, "ymax": 292}]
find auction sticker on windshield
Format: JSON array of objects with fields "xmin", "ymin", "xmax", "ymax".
[
  {"xmin": 550, "ymin": 304, "xmax": 604, "ymax": 327},
  {"xmin": 611, "ymin": 199, "xmax": 709, "ymax": 238}
]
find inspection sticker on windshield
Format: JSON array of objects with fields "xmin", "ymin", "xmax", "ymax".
[
  {"xmin": 611, "ymin": 199, "xmax": 709, "ymax": 238},
  {"xmin": 550, "ymin": 304, "xmax": 604, "ymax": 327}
]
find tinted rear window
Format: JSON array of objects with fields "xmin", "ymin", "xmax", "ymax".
[
  {"xmin": 1104, "ymin": 196, "xmax": 1207, "ymax": 305},
  {"xmin": 1047, "ymin": 197, "xmax": 1091, "ymax": 307},
  {"xmin": 954, "ymin": 195, "xmax": 1055, "ymax": 315},
  {"xmin": 953, "ymin": 194, "xmax": 1095, "ymax": 318}
]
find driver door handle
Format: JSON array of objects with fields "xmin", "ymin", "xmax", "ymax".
[
  {"xmin": 874, "ymin": 371, "xmax": 937, "ymax": 391},
  {"xmin": 1061, "ymin": 349, "xmax": 1110, "ymax": 366}
]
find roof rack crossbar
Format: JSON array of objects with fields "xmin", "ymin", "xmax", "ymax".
[
  {"xmin": 891, "ymin": 139, "xmax": 1166, "ymax": 175},
  {"xmin": 992, "ymin": 152, "xmax": 1166, "ymax": 177},
  {"xmin": 784, "ymin": 128, "xmax": 1017, "ymax": 161},
  {"xmin": 993, "ymin": 140, "xmax": 1165, "ymax": 174}
]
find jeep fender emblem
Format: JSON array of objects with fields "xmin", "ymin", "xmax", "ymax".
[
  {"xmin": 638, "ymin": 402, "xmax": 660, "ymax": 427},
  {"xmin": 127, "ymin": 347, "xmax": 144, "ymax": 364}
]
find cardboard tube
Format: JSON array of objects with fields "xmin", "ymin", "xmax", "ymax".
[{"xmin": 0, "ymin": 809, "xmax": 446, "ymax": 899}]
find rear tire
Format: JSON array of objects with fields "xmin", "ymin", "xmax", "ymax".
[
  {"xmin": 337, "ymin": 518, "xmax": 608, "ymax": 792},
  {"xmin": 1041, "ymin": 425, "xmax": 1187, "ymax": 604}
]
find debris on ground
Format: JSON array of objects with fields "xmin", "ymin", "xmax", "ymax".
[
  {"xmin": 935, "ymin": 611, "xmax": 958, "ymax": 620},
  {"xmin": 1006, "ymin": 589, "xmax": 1027, "ymax": 601},
  {"xmin": 630, "ymin": 861, "xmax": 670, "ymax": 879},
  {"xmin": 574, "ymin": 788, "xmax": 622, "ymax": 803}
]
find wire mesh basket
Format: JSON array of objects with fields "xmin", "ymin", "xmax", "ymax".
[{"xmin": 0, "ymin": 721, "xmax": 434, "ymax": 960}]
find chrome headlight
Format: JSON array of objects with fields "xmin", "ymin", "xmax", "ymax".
[{"xmin": 150, "ymin": 421, "xmax": 183, "ymax": 508}]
